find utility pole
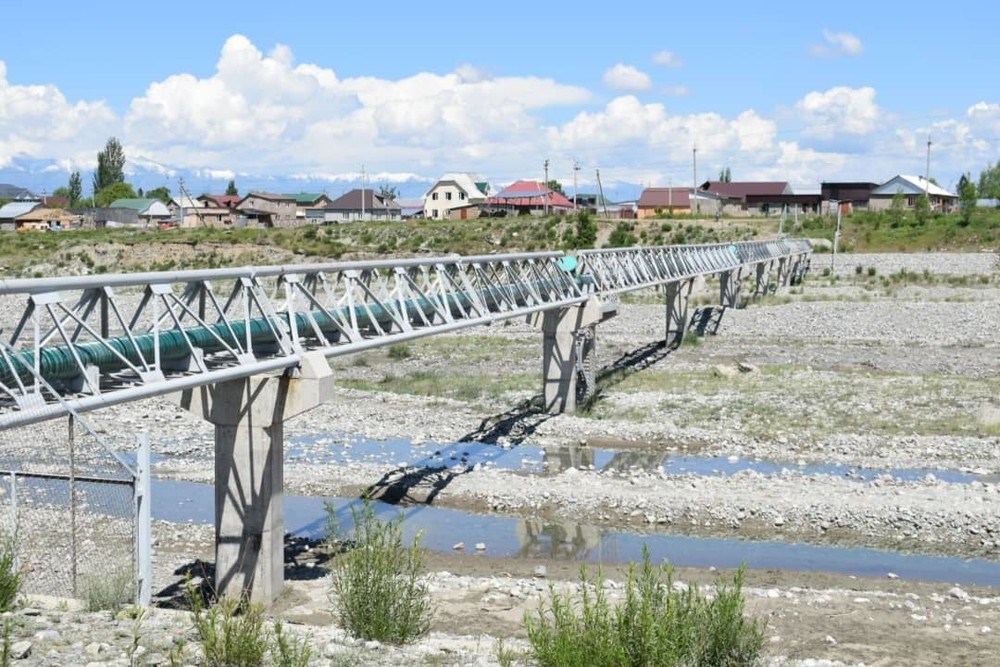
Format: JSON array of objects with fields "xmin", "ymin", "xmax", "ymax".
[
  {"xmin": 361, "ymin": 164, "xmax": 365, "ymax": 221},
  {"xmin": 543, "ymin": 158, "xmax": 550, "ymax": 216},
  {"xmin": 925, "ymin": 136, "xmax": 932, "ymax": 198},
  {"xmin": 595, "ymin": 169, "xmax": 609, "ymax": 218},
  {"xmin": 573, "ymin": 160, "xmax": 580, "ymax": 210},
  {"xmin": 692, "ymin": 145, "xmax": 699, "ymax": 214}
]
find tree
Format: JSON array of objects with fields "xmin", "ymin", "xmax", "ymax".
[
  {"xmin": 93, "ymin": 137, "xmax": 126, "ymax": 194},
  {"xmin": 889, "ymin": 189, "xmax": 906, "ymax": 227},
  {"xmin": 978, "ymin": 161, "xmax": 1000, "ymax": 200},
  {"xmin": 546, "ymin": 180, "xmax": 565, "ymax": 195},
  {"xmin": 95, "ymin": 182, "xmax": 138, "ymax": 208},
  {"xmin": 147, "ymin": 186, "xmax": 171, "ymax": 204},
  {"xmin": 958, "ymin": 172, "xmax": 977, "ymax": 226},
  {"xmin": 225, "ymin": 180, "xmax": 239, "ymax": 196},
  {"xmin": 719, "ymin": 167, "xmax": 732, "ymax": 183},
  {"xmin": 914, "ymin": 193, "xmax": 930, "ymax": 225},
  {"xmin": 69, "ymin": 171, "xmax": 82, "ymax": 206},
  {"xmin": 377, "ymin": 184, "xmax": 398, "ymax": 201}
]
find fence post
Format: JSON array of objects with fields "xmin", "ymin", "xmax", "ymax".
[
  {"xmin": 134, "ymin": 433, "xmax": 152, "ymax": 607},
  {"xmin": 69, "ymin": 415, "xmax": 77, "ymax": 597},
  {"xmin": 8, "ymin": 473, "xmax": 17, "ymax": 574}
]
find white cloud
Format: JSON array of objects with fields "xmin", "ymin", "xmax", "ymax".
[
  {"xmin": 662, "ymin": 85, "xmax": 690, "ymax": 97},
  {"xmin": 809, "ymin": 30, "xmax": 864, "ymax": 58},
  {"xmin": 652, "ymin": 51, "xmax": 683, "ymax": 67},
  {"xmin": 0, "ymin": 61, "xmax": 118, "ymax": 170},
  {"xmin": 602, "ymin": 64, "xmax": 653, "ymax": 92},
  {"xmin": 124, "ymin": 35, "xmax": 591, "ymax": 176},
  {"xmin": 795, "ymin": 86, "xmax": 882, "ymax": 138}
]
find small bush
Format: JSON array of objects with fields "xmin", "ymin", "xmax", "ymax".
[
  {"xmin": 524, "ymin": 547, "xmax": 766, "ymax": 667},
  {"xmin": 0, "ymin": 533, "xmax": 21, "ymax": 612},
  {"xmin": 271, "ymin": 621, "xmax": 312, "ymax": 667},
  {"xmin": 328, "ymin": 500, "xmax": 434, "ymax": 644},
  {"xmin": 387, "ymin": 344, "xmax": 412, "ymax": 360},
  {"xmin": 855, "ymin": 264, "xmax": 863, "ymax": 275},
  {"xmin": 867, "ymin": 266, "xmax": 877, "ymax": 277},
  {"xmin": 189, "ymin": 586, "xmax": 270, "ymax": 667}
]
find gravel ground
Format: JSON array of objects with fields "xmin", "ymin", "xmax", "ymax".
[{"xmin": 1, "ymin": 251, "xmax": 998, "ymax": 666}]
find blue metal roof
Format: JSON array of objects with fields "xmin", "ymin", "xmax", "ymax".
[{"xmin": 0, "ymin": 202, "xmax": 40, "ymax": 219}]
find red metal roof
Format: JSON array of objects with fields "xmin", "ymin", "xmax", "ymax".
[
  {"xmin": 485, "ymin": 180, "xmax": 576, "ymax": 208},
  {"xmin": 638, "ymin": 187, "xmax": 692, "ymax": 208},
  {"xmin": 701, "ymin": 181, "xmax": 791, "ymax": 198}
]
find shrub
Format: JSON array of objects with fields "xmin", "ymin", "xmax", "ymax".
[
  {"xmin": 867, "ymin": 266, "xmax": 877, "ymax": 277},
  {"xmin": 524, "ymin": 547, "xmax": 766, "ymax": 667},
  {"xmin": 387, "ymin": 344, "xmax": 412, "ymax": 360},
  {"xmin": 328, "ymin": 501, "xmax": 434, "ymax": 644},
  {"xmin": 0, "ymin": 533, "xmax": 21, "ymax": 612},
  {"xmin": 189, "ymin": 586, "xmax": 270, "ymax": 667}
]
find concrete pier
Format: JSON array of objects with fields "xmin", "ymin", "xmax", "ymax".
[
  {"xmin": 528, "ymin": 298, "xmax": 602, "ymax": 414},
  {"xmin": 664, "ymin": 279, "xmax": 694, "ymax": 348},
  {"xmin": 719, "ymin": 268, "xmax": 743, "ymax": 308},
  {"xmin": 176, "ymin": 352, "xmax": 333, "ymax": 603}
]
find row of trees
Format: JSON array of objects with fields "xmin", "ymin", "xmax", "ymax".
[{"xmin": 52, "ymin": 138, "xmax": 242, "ymax": 209}]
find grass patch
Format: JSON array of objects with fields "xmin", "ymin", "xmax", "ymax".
[
  {"xmin": 524, "ymin": 547, "xmax": 765, "ymax": 667},
  {"xmin": 82, "ymin": 567, "xmax": 134, "ymax": 611},
  {"xmin": 341, "ymin": 369, "xmax": 535, "ymax": 402},
  {"xmin": 600, "ymin": 364, "xmax": 1000, "ymax": 438},
  {"xmin": 0, "ymin": 532, "xmax": 21, "ymax": 612},
  {"xmin": 327, "ymin": 501, "xmax": 434, "ymax": 645}
]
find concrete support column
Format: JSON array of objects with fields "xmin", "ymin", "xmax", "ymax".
[
  {"xmin": 777, "ymin": 257, "xmax": 790, "ymax": 287},
  {"xmin": 754, "ymin": 261, "xmax": 771, "ymax": 299},
  {"xmin": 719, "ymin": 268, "xmax": 743, "ymax": 309},
  {"xmin": 528, "ymin": 299, "xmax": 602, "ymax": 414},
  {"xmin": 176, "ymin": 353, "xmax": 333, "ymax": 604},
  {"xmin": 664, "ymin": 279, "xmax": 694, "ymax": 348}
]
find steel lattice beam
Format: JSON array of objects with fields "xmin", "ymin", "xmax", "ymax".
[{"xmin": 0, "ymin": 240, "xmax": 811, "ymax": 426}]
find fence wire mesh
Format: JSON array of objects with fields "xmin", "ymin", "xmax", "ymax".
[{"xmin": 0, "ymin": 367, "xmax": 137, "ymax": 603}]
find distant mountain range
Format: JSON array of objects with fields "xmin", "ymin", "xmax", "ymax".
[{"xmin": 0, "ymin": 157, "xmax": 642, "ymax": 204}]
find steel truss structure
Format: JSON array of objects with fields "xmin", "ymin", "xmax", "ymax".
[{"xmin": 0, "ymin": 240, "xmax": 810, "ymax": 426}]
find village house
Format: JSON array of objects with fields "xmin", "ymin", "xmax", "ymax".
[
  {"xmin": 423, "ymin": 173, "xmax": 490, "ymax": 220},
  {"xmin": 235, "ymin": 192, "xmax": 298, "ymax": 227}
]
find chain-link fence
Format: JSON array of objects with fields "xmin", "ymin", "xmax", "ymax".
[{"xmin": 0, "ymin": 410, "xmax": 138, "ymax": 603}]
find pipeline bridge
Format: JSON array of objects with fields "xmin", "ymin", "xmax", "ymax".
[{"xmin": 0, "ymin": 239, "xmax": 811, "ymax": 602}]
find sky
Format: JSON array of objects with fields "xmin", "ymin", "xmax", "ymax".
[{"xmin": 1, "ymin": 0, "xmax": 998, "ymax": 199}]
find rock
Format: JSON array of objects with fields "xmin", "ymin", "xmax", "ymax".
[
  {"xmin": 475, "ymin": 543, "xmax": 486, "ymax": 551},
  {"xmin": 887, "ymin": 572, "xmax": 899, "ymax": 579},
  {"xmin": 533, "ymin": 565, "xmax": 548, "ymax": 578},
  {"xmin": 712, "ymin": 364, "xmax": 739, "ymax": 378},
  {"xmin": 825, "ymin": 635, "xmax": 837, "ymax": 645},
  {"xmin": 452, "ymin": 542, "xmax": 464, "ymax": 550},
  {"xmin": 948, "ymin": 586, "xmax": 970, "ymax": 601},
  {"xmin": 773, "ymin": 516, "xmax": 785, "ymax": 527},
  {"xmin": 10, "ymin": 641, "xmax": 31, "ymax": 659},
  {"xmin": 736, "ymin": 361, "xmax": 758, "ymax": 373}
]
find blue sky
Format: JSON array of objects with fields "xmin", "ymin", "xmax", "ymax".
[{"xmin": 1, "ymin": 0, "xmax": 998, "ymax": 198}]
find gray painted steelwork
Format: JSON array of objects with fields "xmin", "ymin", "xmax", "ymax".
[{"xmin": 0, "ymin": 241, "xmax": 811, "ymax": 427}]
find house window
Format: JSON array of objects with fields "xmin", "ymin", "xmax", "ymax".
[
  {"xmin": 446, "ymin": 192, "xmax": 452, "ymax": 201},
  {"xmin": 459, "ymin": 192, "xmax": 466, "ymax": 200},
  {"xmin": 432, "ymin": 192, "xmax": 438, "ymax": 200},
  {"xmin": 432, "ymin": 209, "xmax": 438, "ymax": 218}
]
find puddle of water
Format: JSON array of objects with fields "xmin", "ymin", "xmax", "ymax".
[
  {"xmin": 151, "ymin": 479, "xmax": 1000, "ymax": 588},
  {"xmin": 285, "ymin": 435, "xmax": 990, "ymax": 484}
]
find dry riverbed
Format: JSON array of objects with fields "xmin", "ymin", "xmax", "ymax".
[{"xmin": 4, "ymin": 251, "xmax": 1000, "ymax": 666}]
